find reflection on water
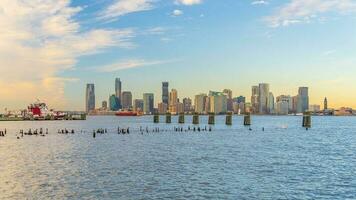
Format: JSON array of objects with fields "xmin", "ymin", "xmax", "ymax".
[{"xmin": 1, "ymin": 116, "xmax": 356, "ymax": 199}]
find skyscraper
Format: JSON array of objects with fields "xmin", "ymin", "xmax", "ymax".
[
  {"xmin": 109, "ymin": 94, "xmax": 120, "ymax": 111},
  {"xmin": 85, "ymin": 84, "xmax": 95, "ymax": 113},
  {"xmin": 143, "ymin": 93, "xmax": 154, "ymax": 114},
  {"xmin": 133, "ymin": 99, "xmax": 144, "ymax": 112},
  {"xmin": 268, "ymin": 92, "xmax": 274, "ymax": 113},
  {"xmin": 251, "ymin": 86, "xmax": 259, "ymax": 114},
  {"xmin": 209, "ymin": 91, "xmax": 227, "ymax": 114},
  {"xmin": 223, "ymin": 89, "xmax": 233, "ymax": 112},
  {"xmin": 121, "ymin": 91, "xmax": 132, "ymax": 109},
  {"xmin": 258, "ymin": 83, "xmax": 270, "ymax": 114},
  {"xmin": 115, "ymin": 78, "xmax": 122, "ymax": 109},
  {"xmin": 297, "ymin": 87, "xmax": 309, "ymax": 113},
  {"xmin": 162, "ymin": 82, "xmax": 169, "ymax": 105},
  {"xmin": 183, "ymin": 98, "xmax": 192, "ymax": 112},
  {"xmin": 194, "ymin": 93, "xmax": 207, "ymax": 114},
  {"xmin": 169, "ymin": 89, "xmax": 178, "ymax": 114},
  {"xmin": 324, "ymin": 97, "xmax": 328, "ymax": 110}
]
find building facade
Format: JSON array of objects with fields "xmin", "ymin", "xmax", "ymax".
[
  {"xmin": 194, "ymin": 94, "xmax": 207, "ymax": 114},
  {"xmin": 115, "ymin": 78, "xmax": 122, "ymax": 109},
  {"xmin": 258, "ymin": 83, "xmax": 270, "ymax": 114},
  {"xmin": 133, "ymin": 99, "xmax": 144, "ymax": 112},
  {"xmin": 162, "ymin": 82, "xmax": 169, "ymax": 105},
  {"xmin": 86, "ymin": 84, "xmax": 95, "ymax": 113},
  {"xmin": 143, "ymin": 93, "xmax": 154, "ymax": 114},
  {"xmin": 109, "ymin": 94, "xmax": 120, "ymax": 111},
  {"xmin": 121, "ymin": 91, "xmax": 132, "ymax": 110}
]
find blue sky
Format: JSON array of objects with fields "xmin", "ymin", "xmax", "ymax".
[{"xmin": 1, "ymin": 0, "xmax": 356, "ymax": 110}]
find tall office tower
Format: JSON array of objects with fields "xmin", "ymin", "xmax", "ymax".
[
  {"xmin": 162, "ymin": 82, "xmax": 169, "ymax": 105},
  {"xmin": 276, "ymin": 95, "xmax": 291, "ymax": 115},
  {"xmin": 115, "ymin": 78, "xmax": 122, "ymax": 109},
  {"xmin": 194, "ymin": 94, "xmax": 207, "ymax": 114},
  {"xmin": 121, "ymin": 91, "xmax": 133, "ymax": 109},
  {"xmin": 85, "ymin": 84, "xmax": 95, "ymax": 113},
  {"xmin": 268, "ymin": 92, "xmax": 275, "ymax": 113},
  {"xmin": 169, "ymin": 89, "xmax": 178, "ymax": 114},
  {"xmin": 158, "ymin": 103, "xmax": 168, "ymax": 114},
  {"xmin": 183, "ymin": 98, "xmax": 192, "ymax": 112},
  {"xmin": 143, "ymin": 93, "xmax": 154, "ymax": 114},
  {"xmin": 258, "ymin": 83, "xmax": 270, "ymax": 114},
  {"xmin": 102, "ymin": 101, "xmax": 108, "ymax": 109},
  {"xmin": 251, "ymin": 86, "xmax": 259, "ymax": 114},
  {"xmin": 209, "ymin": 91, "xmax": 227, "ymax": 114},
  {"xmin": 292, "ymin": 95, "xmax": 298, "ymax": 113},
  {"xmin": 204, "ymin": 96, "xmax": 211, "ymax": 113},
  {"xmin": 177, "ymin": 102, "xmax": 184, "ymax": 113},
  {"xmin": 133, "ymin": 99, "xmax": 144, "ymax": 112},
  {"xmin": 297, "ymin": 87, "xmax": 309, "ymax": 113},
  {"xmin": 109, "ymin": 94, "xmax": 120, "ymax": 111},
  {"xmin": 223, "ymin": 89, "xmax": 233, "ymax": 112},
  {"xmin": 324, "ymin": 97, "xmax": 328, "ymax": 110},
  {"xmin": 235, "ymin": 96, "xmax": 246, "ymax": 104}
]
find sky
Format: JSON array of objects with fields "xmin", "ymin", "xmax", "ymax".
[{"xmin": 0, "ymin": 0, "xmax": 356, "ymax": 111}]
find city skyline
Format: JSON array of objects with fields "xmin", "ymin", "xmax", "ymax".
[{"xmin": 1, "ymin": 0, "xmax": 356, "ymax": 110}]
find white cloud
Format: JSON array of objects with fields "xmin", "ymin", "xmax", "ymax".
[
  {"xmin": 172, "ymin": 9, "xmax": 183, "ymax": 16},
  {"xmin": 175, "ymin": 0, "xmax": 203, "ymax": 6},
  {"xmin": 100, "ymin": 0, "xmax": 155, "ymax": 21},
  {"xmin": 98, "ymin": 59, "xmax": 174, "ymax": 72},
  {"xmin": 252, "ymin": 1, "xmax": 269, "ymax": 5},
  {"xmin": 0, "ymin": 0, "xmax": 135, "ymax": 110},
  {"xmin": 265, "ymin": 0, "xmax": 356, "ymax": 27}
]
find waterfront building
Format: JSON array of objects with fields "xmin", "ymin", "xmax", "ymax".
[
  {"xmin": 309, "ymin": 104, "xmax": 321, "ymax": 112},
  {"xmin": 223, "ymin": 89, "xmax": 233, "ymax": 112},
  {"xmin": 102, "ymin": 101, "xmax": 108, "ymax": 109},
  {"xmin": 183, "ymin": 98, "xmax": 193, "ymax": 112},
  {"xmin": 115, "ymin": 78, "xmax": 122, "ymax": 109},
  {"xmin": 194, "ymin": 93, "xmax": 207, "ymax": 114},
  {"xmin": 258, "ymin": 83, "xmax": 270, "ymax": 114},
  {"xmin": 86, "ymin": 84, "xmax": 95, "ymax": 113},
  {"xmin": 268, "ymin": 92, "xmax": 275, "ymax": 114},
  {"xmin": 235, "ymin": 96, "xmax": 246, "ymax": 104},
  {"xmin": 133, "ymin": 99, "xmax": 144, "ymax": 112},
  {"xmin": 297, "ymin": 87, "xmax": 309, "ymax": 113},
  {"xmin": 177, "ymin": 102, "xmax": 184, "ymax": 114},
  {"xmin": 209, "ymin": 91, "xmax": 227, "ymax": 114},
  {"xmin": 162, "ymin": 82, "xmax": 169, "ymax": 105},
  {"xmin": 251, "ymin": 86, "xmax": 259, "ymax": 114},
  {"xmin": 169, "ymin": 89, "xmax": 178, "ymax": 114},
  {"xmin": 121, "ymin": 91, "xmax": 132, "ymax": 110},
  {"xmin": 109, "ymin": 94, "xmax": 120, "ymax": 111},
  {"xmin": 292, "ymin": 95, "xmax": 298, "ymax": 113},
  {"xmin": 276, "ymin": 95, "xmax": 291, "ymax": 115},
  {"xmin": 324, "ymin": 97, "xmax": 328, "ymax": 111},
  {"xmin": 143, "ymin": 93, "xmax": 154, "ymax": 114},
  {"xmin": 158, "ymin": 103, "xmax": 168, "ymax": 114}
]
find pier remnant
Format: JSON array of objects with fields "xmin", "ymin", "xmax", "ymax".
[
  {"xmin": 244, "ymin": 112, "xmax": 251, "ymax": 126},
  {"xmin": 154, "ymin": 113, "xmax": 159, "ymax": 123},
  {"xmin": 208, "ymin": 112, "xmax": 215, "ymax": 125},
  {"xmin": 193, "ymin": 113, "xmax": 199, "ymax": 125},
  {"xmin": 302, "ymin": 111, "xmax": 312, "ymax": 129},
  {"xmin": 166, "ymin": 112, "xmax": 172, "ymax": 124},
  {"xmin": 226, "ymin": 112, "xmax": 233, "ymax": 125},
  {"xmin": 178, "ymin": 112, "xmax": 185, "ymax": 124}
]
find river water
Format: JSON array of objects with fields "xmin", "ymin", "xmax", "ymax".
[{"xmin": 0, "ymin": 116, "xmax": 355, "ymax": 199}]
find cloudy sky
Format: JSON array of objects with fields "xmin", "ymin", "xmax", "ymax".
[{"xmin": 1, "ymin": 0, "xmax": 356, "ymax": 110}]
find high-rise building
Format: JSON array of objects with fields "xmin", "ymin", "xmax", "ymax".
[
  {"xmin": 109, "ymin": 94, "xmax": 120, "ymax": 111},
  {"xmin": 223, "ymin": 89, "xmax": 233, "ymax": 112},
  {"xmin": 169, "ymin": 89, "xmax": 178, "ymax": 114},
  {"xmin": 194, "ymin": 94, "xmax": 207, "ymax": 114},
  {"xmin": 133, "ymin": 99, "xmax": 144, "ymax": 112},
  {"xmin": 251, "ymin": 86, "xmax": 259, "ymax": 114},
  {"xmin": 268, "ymin": 92, "xmax": 274, "ymax": 113},
  {"xmin": 209, "ymin": 91, "xmax": 227, "ymax": 114},
  {"xmin": 324, "ymin": 97, "xmax": 328, "ymax": 110},
  {"xmin": 121, "ymin": 91, "xmax": 132, "ymax": 109},
  {"xmin": 143, "ymin": 93, "xmax": 154, "ymax": 114},
  {"xmin": 297, "ymin": 87, "xmax": 309, "ymax": 113},
  {"xmin": 309, "ymin": 104, "xmax": 321, "ymax": 112},
  {"xmin": 162, "ymin": 82, "xmax": 169, "ymax": 105},
  {"xmin": 115, "ymin": 78, "xmax": 122, "ymax": 109},
  {"xmin": 158, "ymin": 103, "xmax": 168, "ymax": 114},
  {"xmin": 235, "ymin": 96, "xmax": 246, "ymax": 104},
  {"xmin": 258, "ymin": 83, "xmax": 270, "ymax": 114},
  {"xmin": 85, "ymin": 84, "xmax": 95, "ymax": 113},
  {"xmin": 276, "ymin": 95, "xmax": 291, "ymax": 115},
  {"xmin": 292, "ymin": 95, "xmax": 298, "ymax": 113},
  {"xmin": 183, "ymin": 98, "xmax": 192, "ymax": 112},
  {"xmin": 177, "ymin": 102, "xmax": 184, "ymax": 113}
]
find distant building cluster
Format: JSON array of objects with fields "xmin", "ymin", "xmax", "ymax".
[{"xmin": 85, "ymin": 79, "xmax": 352, "ymax": 116}]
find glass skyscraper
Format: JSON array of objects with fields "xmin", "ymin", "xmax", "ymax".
[
  {"xmin": 115, "ymin": 78, "xmax": 122, "ymax": 109},
  {"xmin": 85, "ymin": 84, "xmax": 95, "ymax": 113},
  {"xmin": 162, "ymin": 82, "xmax": 169, "ymax": 105},
  {"xmin": 143, "ymin": 93, "xmax": 154, "ymax": 114}
]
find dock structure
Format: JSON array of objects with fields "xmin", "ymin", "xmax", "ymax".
[
  {"xmin": 226, "ymin": 112, "xmax": 233, "ymax": 125},
  {"xmin": 178, "ymin": 112, "xmax": 185, "ymax": 124},
  {"xmin": 208, "ymin": 112, "xmax": 215, "ymax": 125},
  {"xmin": 153, "ymin": 113, "xmax": 159, "ymax": 123},
  {"xmin": 302, "ymin": 111, "xmax": 312, "ymax": 128},
  {"xmin": 166, "ymin": 112, "xmax": 172, "ymax": 124},
  {"xmin": 193, "ymin": 112, "xmax": 199, "ymax": 125},
  {"xmin": 244, "ymin": 112, "xmax": 251, "ymax": 126}
]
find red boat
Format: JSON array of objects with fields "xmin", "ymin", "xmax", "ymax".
[{"xmin": 115, "ymin": 111, "xmax": 142, "ymax": 116}]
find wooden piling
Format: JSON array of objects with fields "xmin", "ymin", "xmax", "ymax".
[
  {"xmin": 193, "ymin": 113, "xmax": 199, "ymax": 125},
  {"xmin": 244, "ymin": 112, "xmax": 251, "ymax": 126},
  {"xmin": 208, "ymin": 112, "xmax": 215, "ymax": 125},
  {"xmin": 226, "ymin": 112, "xmax": 233, "ymax": 125},
  {"xmin": 302, "ymin": 111, "xmax": 312, "ymax": 128},
  {"xmin": 178, "ymin": 112, "xmax": 185, "ymax": 124},
  {"xmin": 166, "ymin": 112, "xmax": 172, "ymax": 124},
  {"xmin": 154, "ymin": 113, "xmax": 159, "ymax": 123}
]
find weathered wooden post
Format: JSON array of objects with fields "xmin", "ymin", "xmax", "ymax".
[
  {"xmin": 178, "ymin": 112, "xmax": 185, "ymax": 124},
  {"xmin": 302, "ymin": 111, "xmax": 312, "ymax": 129},
  {"xmin": 154, "ymin": 113, "xmax": 159, "ymax": 123},
  {"xmin": 244, "ymin": 112, "xmax": 251, "ymax": 126},
  {"xmin": 166, "ymin": 112, "xmax": 172, "ymax": 124},
  {"xmin": 208, "ymin": 112, "xmax": 215, "ymax": 125},
  {"xmin": 193, "ymin": 112, "xmax": 199, "ymax": 125},
  {"xmin": 226, "ymin": 112, "xmax": 233, "ymax": 125}
]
